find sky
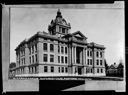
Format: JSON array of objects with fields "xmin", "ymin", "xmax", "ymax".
[{"xmin": 10, "ymin": 2, "xmax": 124, "ymax": 65}]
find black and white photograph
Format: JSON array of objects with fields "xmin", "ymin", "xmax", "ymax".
[{"xmin": 2, "ymin": 1, "xmax": 125, "ymax": 93}]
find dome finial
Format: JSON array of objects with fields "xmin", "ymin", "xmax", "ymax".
[
  {"xmin": 56, "ymin": 9, "xmax": 62, "ymax": 18},
  {"xmin": 58, "ymin": 9, "xmax": 60, "ymax": 12}
]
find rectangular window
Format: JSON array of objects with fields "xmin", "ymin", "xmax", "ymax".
[
  {"xmin": 61, "ymin": 67, "xmax": 64, "ymax": 73},
  {"xmin": 58, "ymin": 56, "xmax": 60, "ymax": 63},
  {"xmin": 97, "ymin": 60, "xmax": 99, "ymax": 65},
  {"xmin": 50, "ymin": 44, "xmax": 54, "ymax": 52},
  {"xmin": 87, "ymin": 50, "xmax": 89, "ymax": 57},
  {"xmin": 32, "ymin": 55, "xmax": 34, "ymax": 63},
  {"xmin": 100, "ymin": 68, "xmax": 102, "ymax": 73},
  {"xmin": 50, "ymin": 55, "xmax": 54, "ymax": 62},
  {"xmin": 65, "ymin": 57, "xmax": 67, "ymax": 64},
  {"xmin": 62, "ymin": 28, "xmax": 65, "ymax": 33},
  {"xmin": 91, "ymin": 68, "xmax": 93, "ymax": 73},
  {"xmin": 44, "ymin": 66, "xmax": 48, "ymax": 72},
  {"xmin": 100, "ymin": 52, "xmax": 102, "ymax": 58},
  {"xmin": 87, "ymin": 59, "xmax": 89, "ymax": 65},
  {"xmin": 58, "ymin": 67, "xmax": 60, "ymax": 73},
  {"xmin": 61, "ymin": 56, "xmax": 64, "ymax": 63},
  {"xmin": 90, "ymin": 59, "xmax": 92, "ymax": 65},
  {"xmin": 29, "ymin": 47, "xmax": 31, "ymax": 55},
  {"xmin": 51, "ymin": 66, "xmax": 54, "ymax": 72},
  {"xmin": 35, "ymin": 54, "xmax": 37, "ymax": 62},
  {"xmin": 32, "ymin": 45, "xmax": 34, "ymax": 54},
  {"xmin": 35, "ymin": 44, "xmax": 37, "ymax": 52},
  {"xmin": 97, "ymin": 52, "xmax": 99, "ymax": 57},
  {"xmin": 97, "ymin": 68, "xmax": 99, "ymax": 73},
  {"xmin": 43, "ymin": 43, "xmax": 47, "ymax": 51},
  {"xmin": 65, "ymin": 47, "xmax": 67, "ymax": 54},
  {"xmin": 90, "ymin": 51, "xmax": 92, "ymax": 57},
  {"xmin": 24, "ymin": 58, "xmax": 25, "ymax": 65},
  {"xmin": 61, "ymin": 46, "xmax": 64, "ymax": 54},
  {"xmin": 65, "ymin": 67, "xmax": 68, "ymax": 73},
  {"xmin": 43, "ymin": 54, "xmax": 48, "ymax": 62},
  {"xmin": 58, "ymin": 46, "xmax": 60, "ymax": 53},
  {"xmin": 29, "ymin": 57, "xmax": 31, "ymax": 64},
  {"xmin": 59, "ymin": 27, "xmax": 61, "ymax": 33},
  {"xmin": 100, "ymin": 60, "xmax": 102, "ymax": 65}
]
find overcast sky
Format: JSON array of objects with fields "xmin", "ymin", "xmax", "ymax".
[{"xmin": 10, "ymin": 2, "xmax": 124, "ymax": 65}]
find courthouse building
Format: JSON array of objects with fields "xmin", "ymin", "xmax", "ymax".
[{"xmin": 12, "ymin": 9, "xmax": 106, "ymax": 77}]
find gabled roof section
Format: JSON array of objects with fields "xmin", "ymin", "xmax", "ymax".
[{"xmin": 72, "ymin": 31, "xmax": 87, "ymax": 39}]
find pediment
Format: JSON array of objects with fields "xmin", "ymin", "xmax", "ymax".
[
  {"xmin": 72, "ymin": 31, "xmax": 87, "ymax": 39},
  {"xmin": 75, "ymin": 33, "xmax": 83, "ymax": 38}
]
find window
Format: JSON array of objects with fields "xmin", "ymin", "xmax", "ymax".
[
  {"xmin": 87, "ymin": 59, "xmax": 89, "ymax": 65},
  {"xmin": 65, "ymin": 47, "xmax": 67, "ymax": 54},
  {"xmin": 32, "ymin": 55, "xmax": 34, "ymax": 63},
  {"xmin": 97, "ymin": 68, "xmax": 99, "ymax": 73},
  {"xmin": 61, "ymin": 46, "xmax": 64, "ymax": 54},
  {"xmin": 100, "ymin": 60, "xmax": 102, "ymax": 65},
  {"xmin": 29, "ymin": 47, "xmax": 31, "ymax": 55},
  {"xmin": 29, "ymin": 57, "xmax": 31, "ymax": 64},
  {"xmin": 50, "ymin": 44, "xmax": 54, "ymax": 52},
  {"xmin": 32, "ymin": 45, "xmax": 34, "ymax": 54},
  {"xmin": 61, "ymin": 56, "xmax": 64, "ymax": 63},
  {"xmin": 35, "ymin": 44, "xmax": 37, "ymax": 52},
  {"xmin": 43, "ymin": 54, "xmax": 48, "ymax": 62},
  {"xmin": 87, "ymin": 51, "xmax": 89, "ymax": 57},
  {"xmin": 61, "ymin": 67, "xmax": 64, "ymax": 73},
  {"xmin": 62, "ymin": 28, "xmax": 65, "ymax": 33},
  {"xmin": 65, "ymin": 67, "xmax": 68, "ymax": 73},
  {"xmin": 58, "ymin": 56, "xmax": 60, "ymax": 63},
  {"xmin": 35, "ymin": 66, "xmax": 37, "ymax": 73},
  {"xmin": 101, "ymin": 68, "xmax": 103, "ymax": 73},
  {"xmin": 50, "ymin": 55, "xmax": 54, "ymax": 62},
  {"xmin": 35, "ymin": 54, "xmax": 37, "ymax": 62},
  {"xmin": 44, "ymin": 66, "xmax": 48, "ymax": 72},
  {"xmin": 90, "ymin": 59, "xmax": 92, "ymax": 65},
  {"xmin": 58, "ymin": 67, "xmax": 60, "ymax": 73},
  {"xmin": 96, "ymin": 51, "xmax": 99, "ymax": 57},
  {"xmin": 86, "ymin": 68, "xmax": 89, "ymax": 73},
  {"xmin": 65, "ymin": 57, "xmax": 67, "ymax": 64},
  {"xmin": 51, "ymin": 66, "xmax": 54, "ymax": 72},
  {"xmin": 91, "ymin": 68, "xmax": 93, "ymax": 73},
  {"xmin": 97, "ymin": 60, "xmax": 99, "ymax": 65},
  {"xmin": 24, "ymin": 58, "xmax": 25, "ymax": 65},
  {"xmin": 58, "ymin": 46, "xmax": 60, "ymax": 53},
  {"xmin": 31, "ymin": 67, "xmax": 33, "ymax": 74},
  {"xmin": 59, "ymin": 27, "xmax": 61, "ymax": 33},
  {"xmin": 100, "ymin": 52, "xmax": 102, "ymax": 58},
  {"xmin": 90, "ymin": 51, "xmax": 92, "ymax": 57},
  {"xmin": 43, "ymin": 43, "xmax": 47, "ymax": 51}
]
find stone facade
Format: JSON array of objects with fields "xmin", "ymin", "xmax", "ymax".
[{"xmin": 12, "ymin": 9, "xmax": 106, "ymax": 77}]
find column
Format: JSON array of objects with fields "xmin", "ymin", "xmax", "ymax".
[
  {"xmin": 74, "ymin": 46, "xmax": 76, "ymax": 64},
  {"xmin": 72, "ymin": 46, "xmax": 74, "ymax": 64},
  {"xmin": 83, "ymin": 48, "xmax": 85, "ymax": 65},
  {"xmin": 73, "ymin": 46, "xmax": 75, "ymax": 64}
]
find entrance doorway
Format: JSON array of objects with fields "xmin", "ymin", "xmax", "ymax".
[{"xmin": 78, "ymin": 67, "xmax": 82, "ymax": 75}]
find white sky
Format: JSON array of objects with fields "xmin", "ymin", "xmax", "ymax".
[{"xmin": 10, "ymin": 2, "xmax": 125, "ymax": 65}]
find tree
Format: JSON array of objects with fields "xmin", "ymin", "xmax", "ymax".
[
  {"xmin": 104, "ymin": 59, "xmax": 109, "ymax": 74},
  {"xmin": 117, "ymin": 60, "xmax": 124, "ymax": 77}
]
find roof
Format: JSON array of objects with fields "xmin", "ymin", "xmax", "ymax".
[
  {"xmin": 88, "ymin": 42, "xmax": 105, "ymax": 49},
  {"xmin": 108, "ymin": 64, "xmax": 118, "ymax": 69}
]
